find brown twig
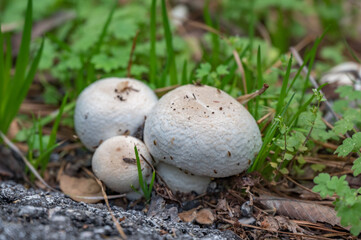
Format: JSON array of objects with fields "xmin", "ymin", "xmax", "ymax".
[
  {"xmin": 257, "ymin": 110, "xmax": 274, "ymax": 125},
  {"xmin": 154, "ymin": 85, "xmax": 180, "ymax": 97},
  {"xmin": 281, "ymin": 173, "xmax": 319, "ymax": 196},
  {"xmin": 236, "ymin": 84, "xmax": 269, "ymax": 104},
  {"xmin": 127, "ymin": 31, "xmax": 140, "ymax": 78},
  {"xmin": 0, "ymin": 131, "xmax": 56, "ymax": 191},
  {"xmin": 83, "ymin": 168, "xmax": 127, "ymax": 239},
  {"xmin": 233, "ymin": 50, "xmax": 247, "ymax": 95}
]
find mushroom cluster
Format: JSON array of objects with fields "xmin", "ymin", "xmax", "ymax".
[
  {"xmin": 74, "ymin": 77, "xmax": 157, "ymax": 198},
  {"xmin": 75, "ymin": 80, "xmax": 262, "ymax": 198},
  {"xmin": 144, "ymin": 84, "xmax": 262, "ymax": 194}
]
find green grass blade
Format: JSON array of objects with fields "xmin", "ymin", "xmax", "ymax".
[
  {"xmin": 4, "ymin": 34, "xmax": 12, "ymax": 82},
  {"xmin": 343, "ymin": 38, "xmax": 361, "ymax": 63},
  {"xmin": 161, "ymin": 0, "xmax": 178, "ymax": 85},
  {"xmin": 0, "ymin": 28, "xmax": 4, "ymax": 83},
  {"xmin": 299, "ymin": 32, "xmax": 326, "ymax": 106},
  {"xmin": 286, "ymin": 59, "xmax": 307, "ymax": 96},
  {"xmin": 13, "ymin": 0, "xmax": 32, "ymax": 87},
  {"xmin": 275, "ymin": 55, "xmax": 293, "ymax": 115},
  {"xmin": 249, "ymin": 92, "xmax": 296, "ymax": 172},
  {"xmin": 0, "ymin": 30, "xmax": 5, "ymax": 119},
  {"xmin": 220, "ymin": 63, "xmax": 237, "ymax": 90},
  {"xmin": 203, "ymin": 0, "xmax": 219, "ymax": 65},
  {"xmin": 93, "ymin": 7, "xmax": 115, "ymax": 55},
  {"xmin": 134, "ymin": 145, "xmax": 146, "ymax": 195},
  {"xmin": 41, "ymin": 93, "xmax": 68, "ymax": 171},
  {"xmin": 254, "ymin": 46, "xmax": 264, "ymax": 119},
  {"xmin": 248, "ymin": 1, "xmax": 255, "ymax": 62},
  {"xmin": 5, "ymin": 38, "xmax": 44, "ymax": 134},
  {"xmin": 147, "ymin": 171, "xmax": 156, "ymax": 200},
  {"xmin": 149, "ymin": 0, "xmax": 157, "ymax": 86},
  {"xmin": 181, "ymin": 59, "xmax": 188, "ymax": 85}
]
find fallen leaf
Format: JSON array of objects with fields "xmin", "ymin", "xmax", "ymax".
[
  {"xmin": 178, "ymin": 208, "xmax": 197, "ymax": 223},
  {"xmin": 257, "ymin": 195, "xmax": 343, "ymax": 228},
  {"xmin": 59, "ymin": 174, "xmax": 103, "ymax": 204},
  {"xmin": 195, "ymin": 208, "xmax": 215, "ymax": 225}
]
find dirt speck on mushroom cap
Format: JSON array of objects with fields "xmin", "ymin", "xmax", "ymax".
[{"xmin": 144, "ymin": 84, "xmax": 262, "ymax": 178}]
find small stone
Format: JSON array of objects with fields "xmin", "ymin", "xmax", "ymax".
[
  {"xmin": 241, "ymin": 201, "xmax": 253, "ymax": 217},
  {"xmin": 18, "ymin": 206, "xmax": 45, "ymax": 217},
  {"xmin": 79, "ymin": 231, "xmax": 93, "ymax": 239},
  {"xmin": 50, "ymin": 215, "xmax": 69, "ymax": 224},
  {"xmin": 238, "ymin": 217, "xmax": 256, "ymax": 225},
  {"xmin": 181, "ymin": 200, "xmax": 200, "ymax": 211},
  {"xmin": 147, "ymin": 195, "xmax": 165, "ymax": 217}
]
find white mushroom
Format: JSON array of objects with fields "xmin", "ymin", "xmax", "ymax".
[
  {"xmin": 74, "ymin": 78, "xmax": 158, "ymax": 151},
  {"xmin": 320, "ymin": 62, "xmax": 361, "ymax": 91},
  {"xmin": 156, "ymin": 162, "xmax": 211, "ymax": 194},
  {"xmin": 144, "ymin": 84, "xmax": 262, "ymax": 181},
  {"xmin": 92, "ymin": 135, "xmax": 153, "ymax": 197}
]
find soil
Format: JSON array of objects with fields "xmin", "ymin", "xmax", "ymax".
[{"xmin": 0, "ymin": 181, "xmax": 241, "ymax": 240}]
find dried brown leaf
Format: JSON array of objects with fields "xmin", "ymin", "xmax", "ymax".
[
  {"xmin": 257, "ymin": 195, "xmax": 341, "ymax": 227},
  {"xmin": 59, "ymin": 174, "xmax": 102, "ymax": 204},
  {"xmin": 195, "ymin": 208, "xmax": 215, "ymax": 225},
  {"xmin": 178, "ymin": 208, "xmax": 197, "ymax": 223}
]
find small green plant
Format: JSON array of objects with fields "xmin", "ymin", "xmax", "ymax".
[
  {"xmin": 131, "ymin": 145, "xmax": 156, "ymax": 202},
  {"xmin": 0, "ymin": 0, "xmax": 44, "ymax": 135},
  {"xmin": 313, "ymin": 82, "xmax": 361, "ymax": 236},
  {"xmin": 26, "ymin": 94, "xmax": 68, "ymax": 177}
]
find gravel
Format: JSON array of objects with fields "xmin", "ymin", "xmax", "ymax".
[{"xmin": 0, "ymin": 181, "xmax": 241, "ymax": 240}]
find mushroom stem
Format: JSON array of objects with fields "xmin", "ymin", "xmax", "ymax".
[{"xmin": 157, "ymin": 162, "xmax": 211, "ymax": 195}]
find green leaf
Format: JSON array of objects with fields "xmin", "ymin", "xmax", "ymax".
[
  {"xmin": 38, "ymin": 38, "xmax": 57, "ymax": 70},
  {"xmin": 336, "ymin": 85, "xmax": 361, "ymax": 101},
  {"xmin": 196, "ymin": 63, "xmax": 211, "ymax": 79},
  {"xmin": 313, "ymin": 173, "xmax": 334, "ymax": 198},
  {"xmin": 335, "ymin": 138, "xmax": 355, "ymax": 157},
  {"xmin": 352, "ymin": 157, "xmax": 361, "ymax": 177},
  {"xmin": 216, "ymin": 65, "xmax": 229, "ymax": 75},
  {"xmin": 279, "ymin": 168, "xmax": 289, "ymax": 175},
  {"xmin": 336, "ymin": 202, "xmax": 361, "ymax": 235},
  {"xmin": 311, "ymin": 164, "xmax": 326, "ymax": 172},
  {"xmin": 284, "ymin": 153, "xmax": 293, "ymax": 161},
  {"xmin": 130, "ymin": 65, "xmax": 148, "ymax": 77},
  {"xmin": 110, "ymin": 20, "xmax": 138, "ymax": 41},
  {"xmin": 91, "ymin": 54, "xmax": 123, "ymax": 73},
  {"xmin": 269, "ymin": 162, "xmax": 278, "ymax": 168}
]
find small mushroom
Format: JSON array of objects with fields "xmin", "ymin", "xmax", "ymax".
[
  {"xmin": 144, "ymin": 84, "xmax": 262, "ymax": 193},
  {"xmin": 320, "ymin": 62, "xmax": 361, "ymax": 91},
  {"xmin": 74, "ymin": 78, "xmax": 158, "ymax": 150},
  {"xmin": 157, "ymin": 162, "xmax": 211, "ymax": 194},
  {"xmin": 92, "ymin": 135, "xmax": 152, "ymax": 197}
]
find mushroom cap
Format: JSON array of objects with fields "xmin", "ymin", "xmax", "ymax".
[
  {"xmin": 156, "ymin": 162, "xmax": 211, "ymax": 194},
  {"xmin": 74, "ymin": 78, "xmax": 158, "ymax": 151},
  {"xmin": 144, "ymin": 84, "xmax": 262, "ymax": 178},
  {"xmin": 92, "ymin": 135, "xmax": 152, "ymax": 193}
]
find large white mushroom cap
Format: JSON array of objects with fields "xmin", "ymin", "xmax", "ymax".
[
  {"xmin": 144, "ymin": 84, "xmax": 262, "ymax": 178},
  {"xmin": 156, "ymin": 162, "xmax": 211, "ymax": 194},
  {"xmin": 92, "ymin": 135, "xmax": 152, "ymax": 194},
  {"xmin": 74, "ymin": 78, "xmax": 158, "ymax": 151}
]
